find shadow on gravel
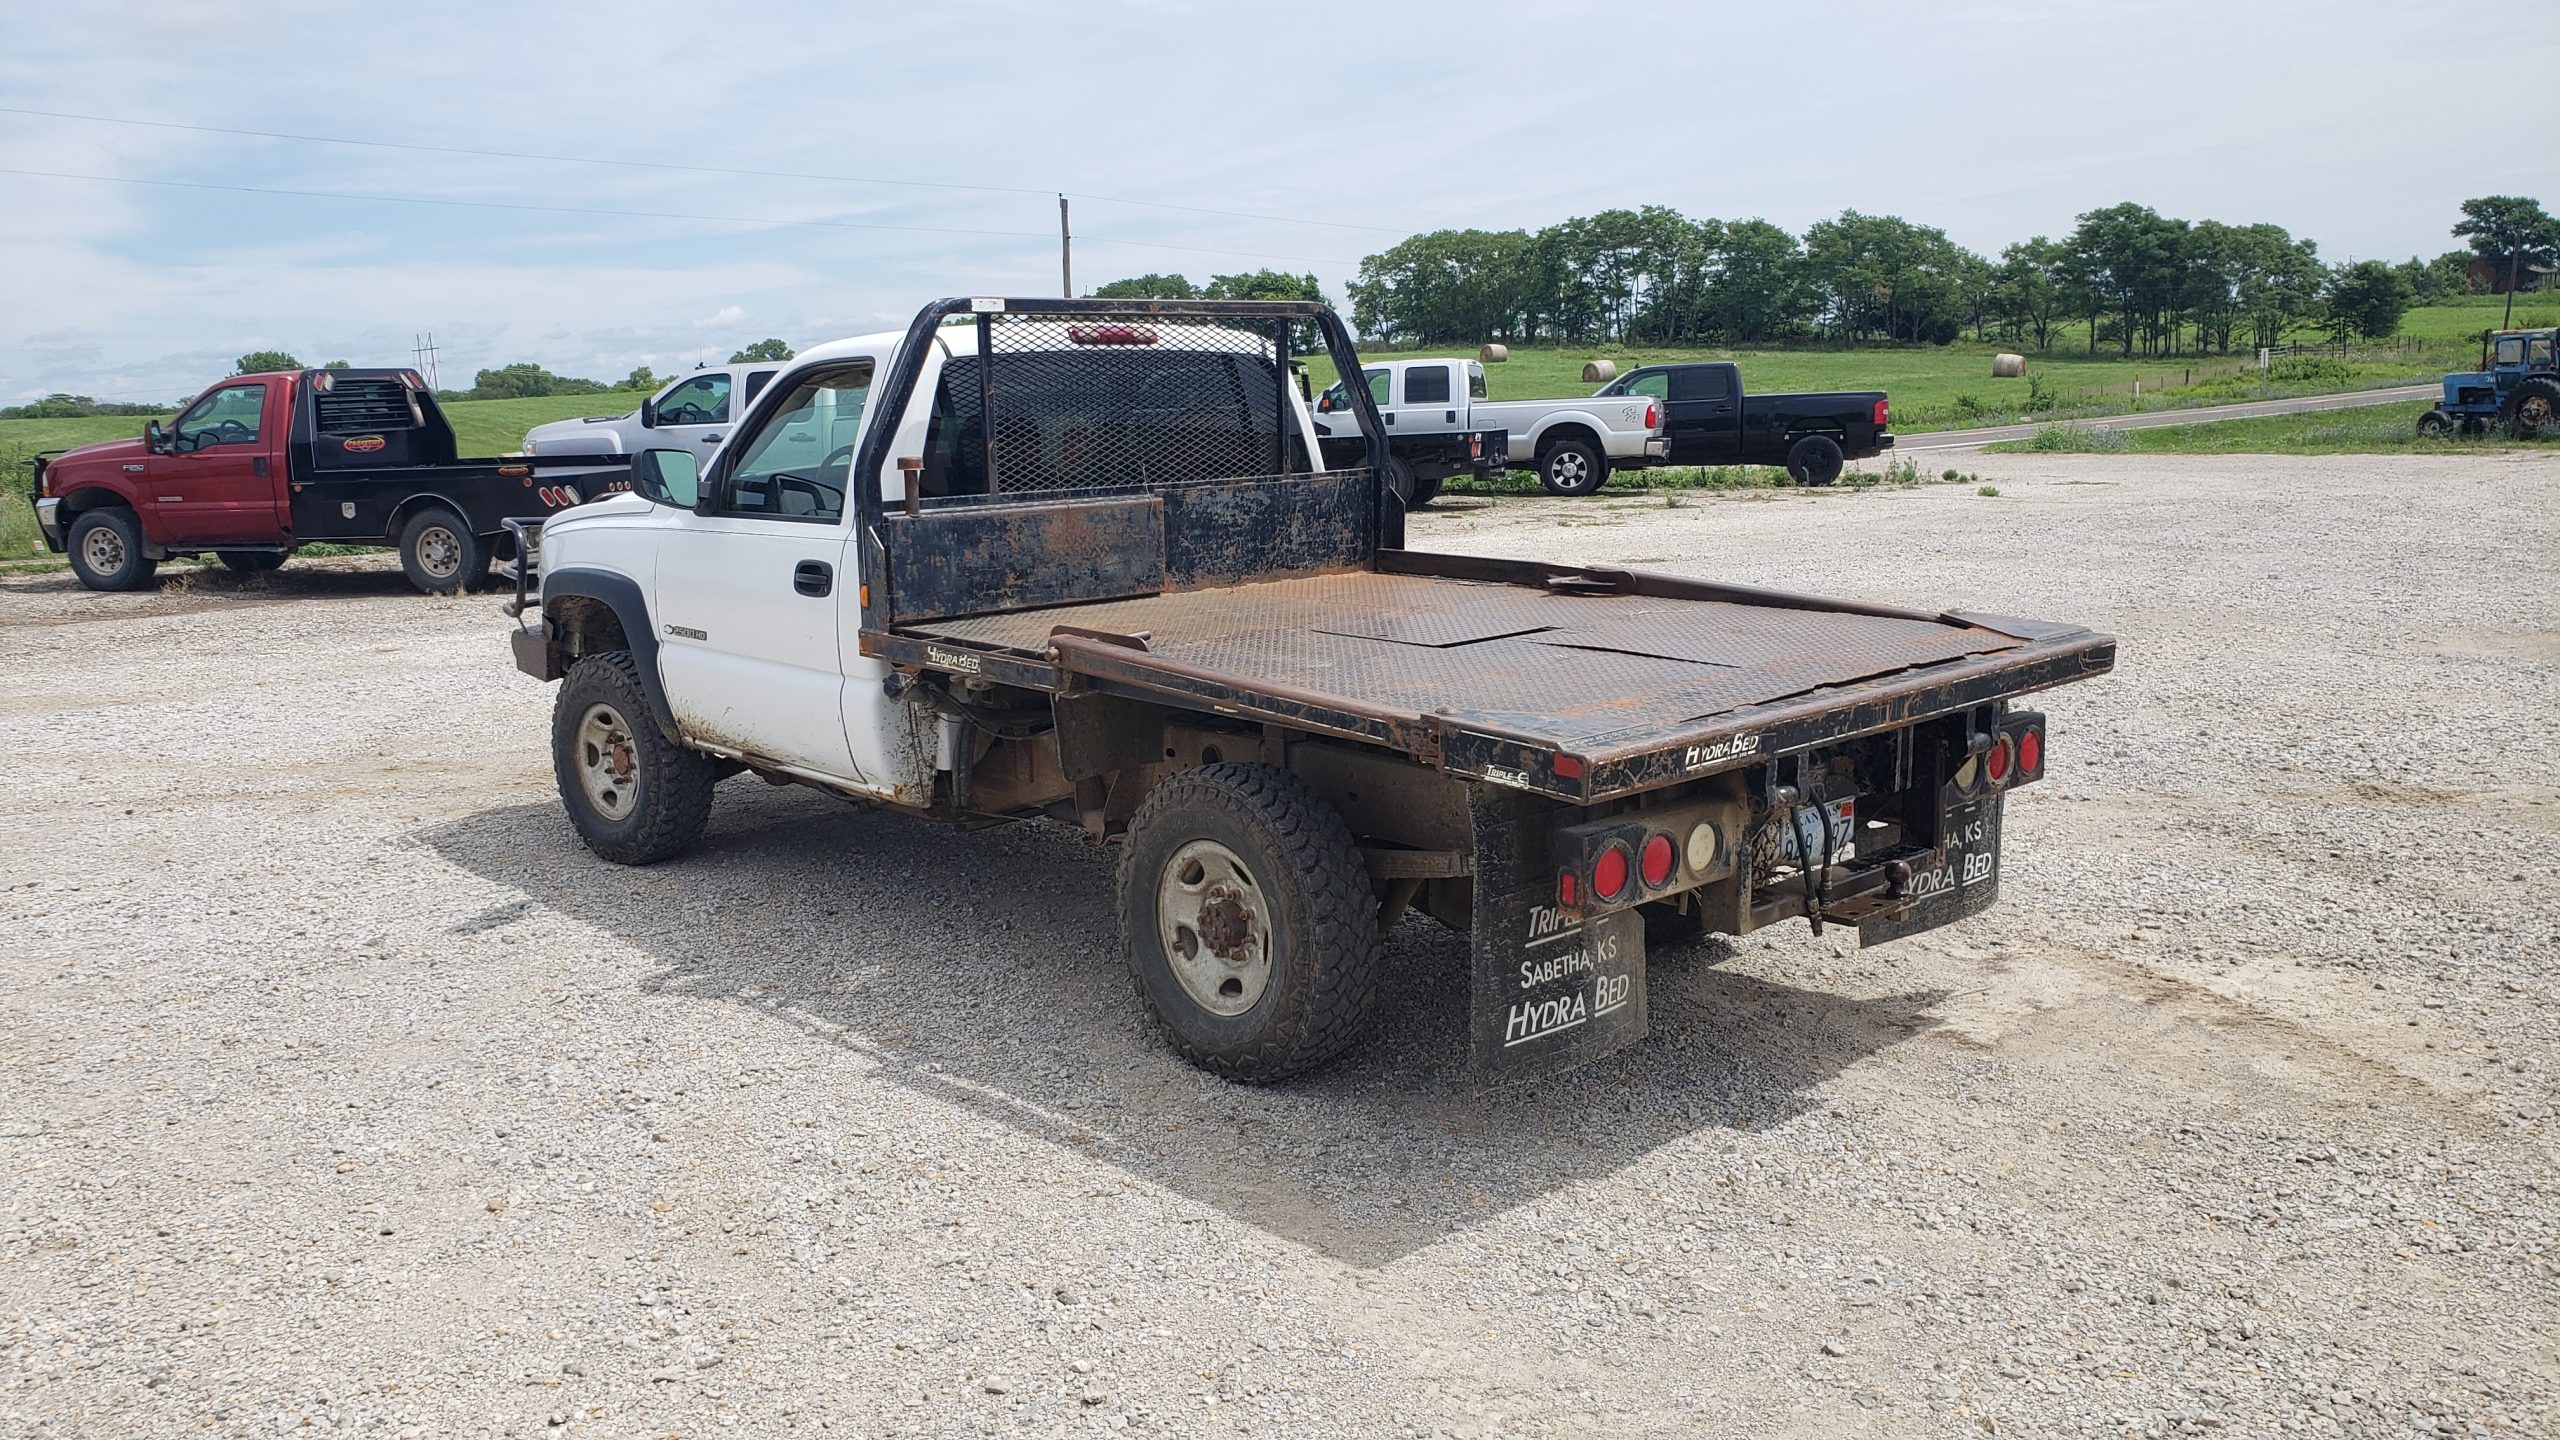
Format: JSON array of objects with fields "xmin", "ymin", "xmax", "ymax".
[
  {"xmin": 0, "ymin": 556, "xmax": 431, "ymax": 616},
  {"xmin": 420, "ymin": 785, "xmax": 1944, "ymax": 1266}
]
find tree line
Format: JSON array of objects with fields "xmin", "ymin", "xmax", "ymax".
[{"xmin": 1092, "ymin": 195, "xmax": 2556, "ymax": 357}]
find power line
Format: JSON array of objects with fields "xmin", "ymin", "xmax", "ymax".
[
  {"xmin": 0, "ymin": 103, "xmax": 1409, "ymax": 235},
  {"xmin": 0, "ymin": 168, "xmax": 1358, "ymax": 266}
]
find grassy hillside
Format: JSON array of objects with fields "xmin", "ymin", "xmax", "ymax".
[{"xmin": 1299, "ymin": 336, "xmax": 2453, "ymax": 433}]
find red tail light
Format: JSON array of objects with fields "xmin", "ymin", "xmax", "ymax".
[
  {"xmin": 1640, "ymin": 833, "xmax": 1676, "ymax": 888},
  {"xmin": 1985, "ymin": 734, "xmax": 2013, "ymax": 784},
  {"xmin": 1557, "ymin": 870, "xmax": 1578, "ymax": 909},
  {"xmin": 1872, "ymin": 398, "xmax": 1889, "ymax": 427},
  {"xmin": 1592, "ymin": 843, "xmax": 1631, "ymax": 901},
  {"xmin": 1644, "ymin": 401, "xmax": 1659, "ymax": 429},
  {"xmin": 2018, "ymin": 726, "xmax": 2042, "ymax": 776},
  {"xmin": 1551, "ymin": 753, "xmax": 1584, "ymax": 780}
]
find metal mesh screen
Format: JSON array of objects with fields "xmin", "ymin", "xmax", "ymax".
[
  {"xmin": 916, "ymin": 313, "xmax": 1306, "ymax": 500},
  {"xmin": 312, "ymin": 377, "xmax": 414, "ymax": 435}
]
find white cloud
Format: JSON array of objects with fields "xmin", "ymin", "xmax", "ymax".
[{"xmin": 1, "ymin": 0, "xmax": 2549, "ymax": 399}]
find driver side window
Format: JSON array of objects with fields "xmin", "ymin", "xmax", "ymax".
[
  {"xmin": 657, "ymin": 373, "xmax": 732, "ymax": 426},
  {"xmin": 709, "ymin": 362, "xmax": 873, "ymax": 523},
  {"xmin": 1364, "ymin": 368, "xmax": 1390, "ymax": 405},
  {"xmin": 1623, "ymin": 372, "xmax": 1669, "ymax": 402},
  {"xmin": 174, "ymin": 383, "xmax": 267, "ymax": 452}
]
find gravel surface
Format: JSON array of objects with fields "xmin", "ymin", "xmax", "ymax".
[{"xmin": 3, "ymin": 452, "xmax": 2554, "ymax": 1439}]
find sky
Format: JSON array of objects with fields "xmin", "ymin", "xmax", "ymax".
[{"xmin": 1, "ymin": 0, "xmax": 2550, "ymax": 403}]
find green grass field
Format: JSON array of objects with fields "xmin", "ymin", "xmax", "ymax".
[
  {"xmin": 1987, "ymin": 403, "xmax": 2552, "ymax": 456},
  {"xmin": 1297, "ymin": 333, "xmax": 2455, "ymax": 434}
]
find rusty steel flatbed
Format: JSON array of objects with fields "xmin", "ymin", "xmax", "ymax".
[{"xmin": 866, "ymin": 548, "xmax": 2116, "ymax": 804}]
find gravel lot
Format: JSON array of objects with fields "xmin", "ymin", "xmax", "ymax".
[{"xmin": 4, "ymin": 452, "xmax": 2555, "ymax": 1439}]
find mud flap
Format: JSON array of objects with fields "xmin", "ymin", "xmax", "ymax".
[
  {"xmin": 1467, "ymin": 786, "xmax": 1649, "ymax": 1082},
  {"xmin": 1858, "ymin": 795, "xmax": 2004, "ymax": 946}
]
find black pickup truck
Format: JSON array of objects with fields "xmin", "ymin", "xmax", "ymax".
[
  {"xmin": 1599, "ymin": 362, "xmax": 1893, "ymax": 485},
  {"xmin": 507, "ymin": 298, "xmax": 2112, "ymax": 1084}
]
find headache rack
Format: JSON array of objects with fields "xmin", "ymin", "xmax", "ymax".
[{"xmin": 851, "ymin": 298, "xmax": 1392, "ymax": 634}]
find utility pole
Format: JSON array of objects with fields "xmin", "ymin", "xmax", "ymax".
[
  {"xmin": 2504, "ymin": 250, "xmax": 2520, "ymax": 331},
  {"xmin": 1059, "ymin": 194, "xmax": 1073, "ymax": 298}
]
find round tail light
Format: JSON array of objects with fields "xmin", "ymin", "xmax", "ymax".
[
  {"xmin": 1986, "ymin": 734, "xmax": 2013, "ymax": 784},
  {"xmin": 2018, "ymin": 727, "xmax": 2043, "ymax": 775},
  {"xmin": 1592, "ymin": 843, "xmax": 1631, "ymax": 901},
  {"xmin": 1640, "ymin": 833, "xmax": 1676, "ymax": 888}
]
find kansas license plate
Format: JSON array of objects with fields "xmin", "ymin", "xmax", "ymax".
[{"xmin": 1780, "ymin": 797, "xmax": 1857, "ymax": 865}]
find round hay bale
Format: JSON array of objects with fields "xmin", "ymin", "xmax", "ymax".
[
  {"xmin": 1992, "ymin": 353, "xmax": 2027, "ymax": 379},
  {"xmin": 1479, "ymin": 343, "xmax": 1509, "ymax": 364},
  {"xmin": 1582, "ymin": 359, "xmax": 1618, "ymax": 384}
]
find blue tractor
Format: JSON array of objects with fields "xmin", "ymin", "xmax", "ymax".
[{"xmin": 2420, "ymin": 327, "xmax": 2560, "ymax": 439}]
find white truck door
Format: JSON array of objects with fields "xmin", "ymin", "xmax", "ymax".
[
  {"xmin": 646, "ymin": 371, "xmax": 738, "ymax": 457},
  {"xmin": 650, "ymin": 360, "xmax": 875, "ymax": 780},
  {"xmin": 1383, "ymin": 361, "xmax": 1462, "ymax": 437}
]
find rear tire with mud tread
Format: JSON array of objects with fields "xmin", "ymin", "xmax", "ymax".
[
  {"xmin": 2503, "ymin": 376, "xmax": 2560, "ymax": 440},
  {"xmin": 551, "ymin": 651, "xmax": 716, "ymax": 865},
  {"xmin": 1116, "ymin": 762, "xmax": 1383, "ymax": 1080}
]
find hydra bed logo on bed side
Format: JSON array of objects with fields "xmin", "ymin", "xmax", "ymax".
[{"xmin": 1683, "ymin": 734, "xmax": 1761, "ymax": 770}]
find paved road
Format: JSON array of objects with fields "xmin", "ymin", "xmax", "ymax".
[{"xmin": 1897, "ymin": 382, "xmax": 2437, "ymax": 451}]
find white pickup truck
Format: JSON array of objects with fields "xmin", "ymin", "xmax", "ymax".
[
  {"xmin": 500, "ymin": 297, "xmax": 2114, "ymax": 1085},
  {"xmin": 1313, "ymin": 356, "xmax": 1666, "ymax": 495},
  {"xmin": 521, "ymin": 363, "xmax": 786, "ymax": 468}
]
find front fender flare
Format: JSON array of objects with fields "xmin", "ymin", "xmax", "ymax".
[{"xmin": 540, "ymin": 566, "xmax": 679, "ymax": 739}]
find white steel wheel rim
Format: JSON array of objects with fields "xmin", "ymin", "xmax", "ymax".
[
  {"xmin": 417, "ymin": 525, "xmax": 462, "ymax": 578},
  {"xmin": 81, "ymin": 524, "xmax": 126, "ymax": 575},
  {"xmin": 1156, "ymin": 838, "xmax": 1273, "ymax": 1017},
  {"xmin": 576, "ymin": 702, "xmax": 640, "ymax": 821}
]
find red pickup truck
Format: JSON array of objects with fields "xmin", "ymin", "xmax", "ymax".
[{"xmin": 30, "ymin": 367, "xmax": 628, "ymax": 593}]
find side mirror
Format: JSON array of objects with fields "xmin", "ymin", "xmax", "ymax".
[
  {"xmin": 1316, "ymin": 391, "xmax": 1337, "ymax": 414},
  {"xmin": 638, "ymin": 396, "xmax": 660, "ymax": 429},
  {"xmin": 145, "ymin": 420, "xmax": 170, "ymax": 455},
  {"xmin": 629, "ymin": 448, "xmax": 700, "ymax": 509}
]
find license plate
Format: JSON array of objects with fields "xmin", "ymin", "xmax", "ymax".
[{"xmin": 1780, "ymin": 797, "xmax": 1856, "ymax": 866}]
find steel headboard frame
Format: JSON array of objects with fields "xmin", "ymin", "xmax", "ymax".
[{"xmin": 851, "ymin": 298, "xmax": 1391, "ymax": 637}]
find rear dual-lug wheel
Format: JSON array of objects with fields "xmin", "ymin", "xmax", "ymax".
[{"xmin": 1117, "ymin": 763, "xmax": 1382, "ymax": 1080}]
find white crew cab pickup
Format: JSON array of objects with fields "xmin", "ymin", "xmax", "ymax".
[
  {"xmin": 1313, "ymin": 356, "xmax": 1666, "ymax": 495},
  {"xmin": 503, "ymin": 297, "xmax": 2113, "ymax": 1085},
  {"xmin": 521, "ymin": 363, "xmax": 786, "ymax": 468}
]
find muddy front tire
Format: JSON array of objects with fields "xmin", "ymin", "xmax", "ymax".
[
  {"xmin": 551, "ymin": 652, "xmax": 715, "ymax": 865},
  {"xmin": 1116, "ymin": 762, "xmax": 1383, "ymax": 1080}
]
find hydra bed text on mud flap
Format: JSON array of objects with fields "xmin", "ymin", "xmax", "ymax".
[{"xmin": 503, "ymin": 297, "xmax": 2116, "ymax": 1083}]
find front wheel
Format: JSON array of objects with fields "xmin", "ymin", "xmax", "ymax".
[
  {"xmin": 551, "ymin": 652, "xmax": 716, "ymax": 865},
  {"xmin": 1116, "ymin": 763, "xmax": 1383, "ymax": 1080},
  {"xmin": 66, "ymin": 509, "xmax": 157, "ymax": 591},
  {"xmin": 1786, "ymin": 433, "xmax": 1845, "ymax": 486},
  {"xmin": 1537, "ymin": 438, "xmax": 1608, "ymax": 496},
  {"xmin": 2416, "ymin": 408, "xmax": 2454, "ymax": 437},
  {"xmin": 399, "ymin": 507, "xmax": 489, "ymax": 594}
]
